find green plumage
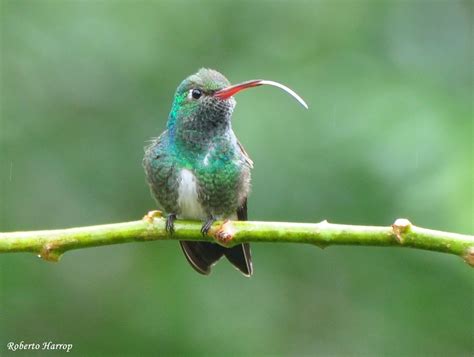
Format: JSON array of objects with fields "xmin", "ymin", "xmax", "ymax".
[{"xmin": 143, "ymin": 127, "xmax": 252, "ymax": 218}]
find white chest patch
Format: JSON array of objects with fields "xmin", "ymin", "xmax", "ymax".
[{"xmin": 177, "ymin": 169, "xmax": 206, "ymax": 220}]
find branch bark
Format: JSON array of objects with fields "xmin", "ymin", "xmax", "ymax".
[{"xmin": 0, "ymin": 212, "xmax": 473, "ymax": 267}]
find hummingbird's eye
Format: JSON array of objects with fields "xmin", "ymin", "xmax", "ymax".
[{"xmin": 190, "ymin": 89, "xmax": 202, "ymax": 100}]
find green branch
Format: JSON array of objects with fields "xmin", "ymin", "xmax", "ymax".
[{"xmin": 1, "ymin": 212, "xmax": 473, "ymax": 267}]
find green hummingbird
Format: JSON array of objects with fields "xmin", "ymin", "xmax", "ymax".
[{"xmin": 143, "ymin": 68, "xmax": 307, "ymax": 276}]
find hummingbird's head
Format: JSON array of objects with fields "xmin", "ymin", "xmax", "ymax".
[
  {"xmin": 168, "ymin": 68, "xmax": 236, "ymax": 131},
  {"xmin": 167, "ymin": 68, "xmax": 308, "ymax": 134}
]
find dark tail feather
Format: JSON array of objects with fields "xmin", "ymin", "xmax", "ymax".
[
  {"xmin": 181, "ymin": 198, "xmax": 253, "ymax": 276},
  {"xmin": 179, "ymin": 241, "xmax": 224, "ymax": 275},
  {"xmin": 180, "ymin": 241, "xmax": 252, "ymax": 277},
  {"xmin": 224, "ymin": 243, "xmax": 253, "ymax": 277}
]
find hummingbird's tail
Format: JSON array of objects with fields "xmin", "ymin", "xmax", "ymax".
[
  {"xmin": 224, "ymin": 243, "xmax": 252, "ymax": 277},
  {"xmin": 179, "ymin": 241, "xmax": 253, "ymax": 277}
]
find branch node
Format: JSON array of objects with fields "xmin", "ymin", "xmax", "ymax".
[
  {"xmin": 143, "ymin": 210, "xmax": 163, "ymax": 224},
  {"xmin": 39, "ymin": 243, "xmax": 63, "ymax": 262},
  {"xmin": 212, "ymin": 220, "xmax": 235, "ymax": 247},
  {"xmin": 392, "ymin": 218, "xmax": 412, "ymax": 244},
  {"xmin": 463, "ymin": 247, "xmax": 474, "ymax": 267}
]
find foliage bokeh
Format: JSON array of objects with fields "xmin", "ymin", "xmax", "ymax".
[{"xmin": 1, "ymin": 1, "xmax": 472, "ymax": 356}]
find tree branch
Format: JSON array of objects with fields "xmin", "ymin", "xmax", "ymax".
[{"xmin": 1, "ymin": 212, "xmax": 473, "ymax": 267}]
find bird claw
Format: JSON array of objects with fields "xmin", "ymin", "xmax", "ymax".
[
  {"xmin": 200, "ymin": 216, "xmax": 216, "ymax": 236},
  {"xmin": 143, "ymin": 210, "xmax": 163, "ymax": 223},
  {"xmin": 166, "ymin": 214, "xmax": 177, "ymax": 234}
]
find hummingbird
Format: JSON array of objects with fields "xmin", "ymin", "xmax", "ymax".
[{"xmin": 143, "ymin": 68, "xmax": 307, "ymax": 276}]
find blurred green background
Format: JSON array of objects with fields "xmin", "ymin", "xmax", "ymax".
[{"xmin": 1, "ymin": 0, "xmax": 472, "ymax": 356}]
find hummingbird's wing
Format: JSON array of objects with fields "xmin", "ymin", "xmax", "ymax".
[
  {"xmin": 237, "ymin": 140, "xmax": 254, "ymax": 169},
  {"xmin": 236, "ymin": 198, "xmax": 248, "ymax": 220}
]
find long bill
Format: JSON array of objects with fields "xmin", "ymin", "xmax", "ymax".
[{"xmin": 213, "ymin": 79, "xmax": 308, "ymax": 109}]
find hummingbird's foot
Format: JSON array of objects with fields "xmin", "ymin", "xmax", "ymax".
[
  {"xmin": 200, "ymin": 216, "xmax": 216, "ymax": 236},
  {"xmin": 166, "ymin": 213, "xmax": 177, "ymax": 234},
  {"xmin": 143, "ymin": 210, "xmax": 163, "ymax": 223},
  {"xmin": 215, "ymin": 220, "xmax": 235, "ymax": 245}
]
